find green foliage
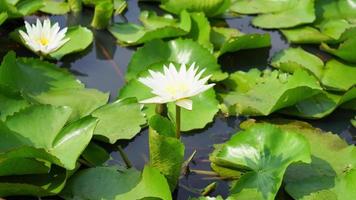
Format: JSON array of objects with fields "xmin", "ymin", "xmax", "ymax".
[
  {"xmin": 92, "ymin": 98, "xmax": 146, "ymax": 143},
  {"xmin": 109, "ymin": 10, "xmax": 191, "ymax": 46},
  {"xmin": 148, "ymin": 115, "xmax": 185, "ymax": 190},
  {"xmin": 61, "ymin": 166, "xmax": 172, "ymax": 200},
  {"xmin": 210, "ymin": 123, "xmax": 311, "ymax": 200},
  {"xmin": 91, "ymin": 1, "xmax": 113, "ymax": 29},
  {"xmin": 40, "ymin": 0, "xmax": 69, "ymax": 15},
  {"xmin": 221, "ymin": 69, "xmax": 322, "ymax": 116}
]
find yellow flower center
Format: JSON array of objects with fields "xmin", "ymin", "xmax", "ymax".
[
  {"xmin": 38, "ymin": 37, "xmax": 49, "ymax": 46},
  {"xmin": 165, "ymin": 83, "xmax": 188, "ymax": 96}
]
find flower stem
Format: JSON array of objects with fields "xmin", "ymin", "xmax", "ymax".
[
  {"xmin": 176, "ymin": 105, "xmax": 181, "ymax": 139},
  {"xmin": 117, "ymin": 145, "xmax": 132, "ymax": 168}
]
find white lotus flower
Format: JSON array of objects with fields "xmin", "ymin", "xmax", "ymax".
[
  {"xmin": 139, "ymin": 63, "xmax": 215, "ymax": 110},
  {"xmin": 19, "ymin": 19, "xmax": 70, "ymax": 55}
]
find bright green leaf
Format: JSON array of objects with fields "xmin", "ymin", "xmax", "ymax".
[{"xmin": 40, "ymin": 0, "xmax": 70, "ymax": 15}]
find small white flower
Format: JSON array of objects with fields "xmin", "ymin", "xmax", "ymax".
[
  {"xmin": 19, "ymin": 18, "xmax": 70, "ymax": 55},
  {"xmin": 139, "ymin": 63, "xmax": 215, "ymax": 110}
]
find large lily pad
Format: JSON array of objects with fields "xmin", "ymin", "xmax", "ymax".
[
  {"xmin": 0, "ymin": 105, "xmax": 98, "ymax": 170},
  {"xmin": 0, "ymin": 0, "xmax": 43, "ymax": 19},
  {"xmin": 252, "ymin": 0, "xmax": 315, "ymax": 29},
  {"xmin": 160, "ymin": 0, "xmax": 230, "ymax": 17},
  {"xmin": 61, "ymin": 166, "xmax": 172, "ymax": 200},
  {"xmin": 281, "ymin": 26, "xmax": 332, "ymax": 44},
  {"xmin": 92, "ymin": 97, "xmax": 146, "ymax": 143},
  {"xmin": 321, "ymin": 38, "xmax": 356, "ymax": 63},
  {"xmin": 109, "ymin": 10, "xmax": 191, "ymax": 46},
  {"xmin": 126, "ymin": 38, "xmax": 225, "ymax": 81},
  {"xmin": 148, "ymin": 115, "xmax": 184, "ymax": 191},
  {"xmin": 0, "ymin": 165, "xmax": 72, "ymax": 197},
  {"xmin": 0, "ymin": 86, "xmax": 30, "ymax": 120},
  {"xmin": 39, "ymin": 0, "xmax": 69, "ymax": 15},
  {"xmin": 230, "ymin": 0, "xmax": 297, "ymax": 14},
  {"xmin": 210, "ymin": 123, "xmax": 311, "ymax": 200},
  {"xmin": 221, "ymin": 69, "xmax": 322, "ymax": 116}
]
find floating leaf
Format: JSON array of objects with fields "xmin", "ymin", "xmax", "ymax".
[
  {"xmin": 0, "ymin": 166, "xmax": 72, "ymax": 197},
  {"xmin": 0, "ymin": 157, "xmax": 50, "ymax": 176},
  {"xmin": 230, "ymin": 0, "xmax": 297, "ymax": 14},
  {"xmin": 0, "ymin": 86, "xmax": 30, "ymax": 120},
  {"xmin": 187, "ymin": 12, "xmax": 213, "ymax": 51},
  {"xmin": 160, "ymin": 0, "xmax": 230, "ymax": 17},
  {"xmin": 40, "ymin": 0, "xmax": 70, "ymax": 15},
  {"xmin": 90, "ymin": 1, "xmax": 113, "ymax": 29},
  {"xmin": 210, "ymin": 123, "xmax": 311, "ymax": 200},
  {"xmin": 92, "ymin": 98, "xmax": 146, "ymax": 143},
  {"xmin": 221, "ymin": 69, "xmax": 322, "ymax": 116},
  {"xmin": 109, "ymin": 10, "xmax": 191, "ymax": 46},
  {"xmin": 211, "ymin": 27, "xmax": 271, "ymax": 56},
  {"xmin": 61, "ymin": 166, "xmax": 172, "ymax": 200},
  {"xmin": 81, "ymin": 142, "xmax": 110, "ymax": 166},
  {"xmin": 281, "ymin": 26, "xmax": 331, "ymax": 44},
  {"xmin": 252, "ymin": 0, "xmax": 315, "ymax": 29},
  {"xmin": 148, "ymin": 115, "xmax": 184, "ymax": 190},
  {"xmin": 126, "ymin": 38, "xmax": 225, "ymax": 81},
  {"xmin": 0, "ymin": 105, "xmax": 98, "ymax": 170},
  {"xmin": 321, "ymin": 38, "xmax": 356, "ymax": 63}
]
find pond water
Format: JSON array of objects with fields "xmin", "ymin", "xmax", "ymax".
[{"xmin": 1, "ymin": 1, "xmax": 355, "ymax": 200}]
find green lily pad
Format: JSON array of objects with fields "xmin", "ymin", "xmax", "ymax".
[
  {"xmin": 61, "ymin": 166, "xmax": 172, "ymax": 200},
  {"xmin": 109, "ymin": 10, "xmax": 191, "ymax": 46},
  {"xmin": 211, "ymin": 27, "xmax": 271, "ymax": 56},
  {"xmin": 221, "ymin": 69, "xmax": 322, "ymax": 116},
  {"xmin": 230, "ymin": 0, "xmax": 297, "ymax": 14},
  {"xmin": 0, "ymin": 157, "xmax": 50, "ymax": 176},
  {"xmin": 160, "ymin": 0, "xmax": 230, "ymax": 17},
  {"xmin": 252, "ymin": 0, "xmax": 315, "ymax": 29},
  {"xmin": 281, "ymin": 87, "xmax": 356, "ymax": 119},
  {"xmin": 126, "ymin": 38, "xmax": 225, "ymax": 81},
  {"xmin": 271, "ymin": 48, "xmax": 356, "ymax": 91},
  {"xmin": 92, "ymin": 97, "xmax": 146, "ymax": 143},
  {"xmin": 50, "ymin": 26, "xmax": 93, "ymax": 60},
  {"xmin": 250, "ymin": 120, "xmax": 356, "ymax": 200},
  {"xmin": 210, "ymin": 123, "xmax": 311, "ymax": 200},
  {"xmin": 0, "ymin": 86, "xmax": 30, "ymax": 120},
  {"xmin": 0, "ymin": 105, "xmax": 98, "ymax": 170},
  {"xmin": 321, "ymin": 38, "xmax": 356, "ymax": 63},
  {"xmin": 187, "ymin": 12, "xmax": 213, "ymax": 51},
  {"xmin": 0, "ymin": 165, "xmax": 72, "ymax": 197},
  {"xmin": 281, "ymin": 26, "xmax": 331, "ymax": 44},
  {"xmin": 40, "ymin": 0, "xmax": 70, "ymax": 15},
  {"xmin": 148, "ymin": 115, "xmax": 185, "ymax": 190},
  {"xmin": 0, "ymin": 12, "xmax": 7, "ymax": 25},
  {"xmin": 81, "ymin": 142, "xmax": 110, "ymax": 166}
]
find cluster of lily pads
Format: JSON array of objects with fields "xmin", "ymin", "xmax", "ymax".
[{"xmin": 0, "ymin": 0, "xmax": 355, "ymax": 200}]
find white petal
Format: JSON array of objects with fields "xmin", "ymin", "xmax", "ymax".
[
  {"xmin": 139, "ymin": 96, "xmax": 167, "ymax": 104},
  {"xmin": 176, "ymin": 99, "xmax": 193, "ymax": 110}
]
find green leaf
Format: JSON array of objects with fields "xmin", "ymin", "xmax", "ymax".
[
  {"xmin": 160, "ymin": 0, "xmax": 230, "ymax": 17},
  {"xmin": 148, "ymin": 115, "xmax": 185, "ymax": 190},
  {"xmin": 210, "ymin": 123, "xmax": 311, "ymax": 200},
  {"xmin": 0, "ymin": 12, "xmax": 7, "ymax": 25},
  {"xmin": 40, "ymin": 0, "xmax": 70, "ymax": 15},
  {"xmin": 61, "ymin": 166, "xmax": 172, "ymax": 200},
  {"xmin": 109, "ymin": 10, "xmax": 191, "ymax": 46},
  {"xmin": 0, "ymin": 105, "xmax": 98, "ymax": 169},
  {"xmin": 0, "ymin": 165, "xmax": 71, "ymax": 197},
  {"xmin": 90, "ymin": 1, "xmax": 113, "ymax": 29},
  {"xmin": 230, "ymin": 0, "xmax": 297, "ymax": 14},
  {"xmin": 321, "ymin": 38, "xmax": 356, "ymax": 63},
  {"xmin": 187, "ymin": 12, "xmax": 213, "ymax": 51},
  {"xmin": 281, "ymin": 87, "xmax": 356, "ymax": 119},
  {"xmin": 271, "ymin": 47, "xmax": 324, "ymax": 79},
  {"xmin": 0, "ymin": 52, "xmax": 83, "ymax": 95},
  {"xmin": 27, "ymin": 88, "xmax": 109, "ymax": 122},
  {"xmin": 221, "ymin": 69, "xmax": 322, "ymax": 116},
  {"xmin": 0, "ymin": 157, "xmax": 50, "ymax": 176},
  {"xmin": 15, "ymin": 0, "xmax": 44, "ymax": 16},
  {"xmin": 81, "ymin": 142, "xmax": 110, "ymax": 166},
  {"xmin": 126, "ymin": 38, "xmax": 225, "ymax": 81},
  {"xmin": 167, "ymin": 89, "xmax": 219, "ymax": 131},
  {"xmin": 92, "ymin": 97, "xmax": 146, "ymax": 143},
  {"xmin": 271, "ymin": 48, "xmax": 356, "ymax": 91},
  {"xmin": 252, "ymin": 0, "xmax": 315, "ymax": 29},
  {"xmin": 281, "ymin": 26, "xmax": 331, "ymax": 44},
  {"xmin": 50, "ymin": 26, "xmax": 93, "ymax": 60},
  {"xmin": 0, "ymin": 86, "xmax": 30, "ymax": 120},
  {"xmin": 211, "ymin": 26, "xmax": 271, "ymax": 56}
]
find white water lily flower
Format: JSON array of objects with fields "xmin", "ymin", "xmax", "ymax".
[
  {"xmin": 139, "ymin": 63, "xmax": 215, "ymax": 110},
  {"xmin": 19, "ymin": 18, "xmax": 70, "ymax": 55}
]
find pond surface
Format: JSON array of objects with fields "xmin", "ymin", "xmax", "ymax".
[{"xmin": 0, "ymin": 1, "xmax": 355, "ymax": 199}]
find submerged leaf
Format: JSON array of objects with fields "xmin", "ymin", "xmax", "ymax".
[{"xmin": 210, "ymin": 123, "xmax": 311, "ymax": 200}]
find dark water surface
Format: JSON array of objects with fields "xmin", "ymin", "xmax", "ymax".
[{"xmin": 1, "ymin": 1, "xmax": 355, "ymax": 199}]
